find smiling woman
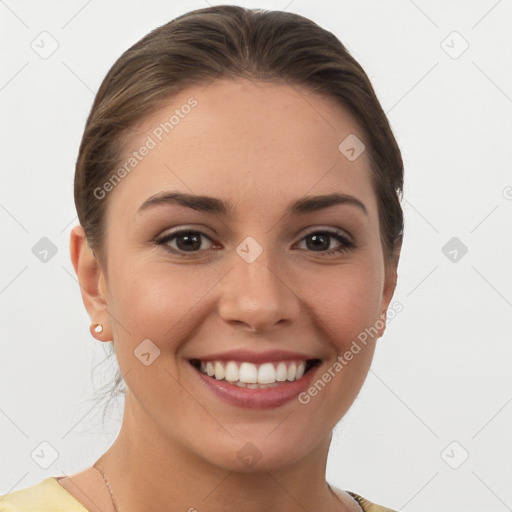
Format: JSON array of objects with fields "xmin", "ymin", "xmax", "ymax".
[{"xmin": 1, "ymin": 5, "xmax": 403, "ymax": 512}]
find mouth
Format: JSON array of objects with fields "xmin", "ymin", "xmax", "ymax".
[
  {"xmin": 187, "ymin": 349, "xmax": 323, "ymax": 409},
  {"xmin": 189, "ymin": 358, "xmax": 321, "ymax": 388}
]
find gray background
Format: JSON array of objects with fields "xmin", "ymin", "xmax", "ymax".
[{"xmin": 1, "ymin": 1, "xmax": 511, "ymax": 511}]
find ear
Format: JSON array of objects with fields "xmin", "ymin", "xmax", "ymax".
[
  {"xmin": 70, "ymin": 225, "xmax": 111, "ymax": 341},
  {"xmin": 376, "ymin": 242, "xmax": 401, "ymax": 339}
]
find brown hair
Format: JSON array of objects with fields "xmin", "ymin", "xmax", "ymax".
[
  {"xmin": 74, "ymin": 5, "xmax": 404, "ymax": 417},
  {"xmin": 75, "ymin": 4, "xmax": 403, "ymax": 266}
]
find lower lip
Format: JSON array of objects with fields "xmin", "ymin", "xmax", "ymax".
[{"xmin": 191, "ymin": 362, "xmax": 320, "ymax": 409}]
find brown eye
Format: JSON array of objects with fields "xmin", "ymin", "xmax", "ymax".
[
  {"xmin": 156, "ymin": 230, "xmax": 214, "ymax": 254},
  {"xmin": 297, "ymin": 230, "xmax": 354, "ymax": 256}
]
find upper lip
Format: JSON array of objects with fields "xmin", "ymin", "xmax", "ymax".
[{"xmin": 189, "ymin": 349, "xmax": 320, "ymax": 364}]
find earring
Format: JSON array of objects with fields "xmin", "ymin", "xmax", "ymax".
[{"xmin": 93, "ymin": 323, "xmax": 103, "ymax": 333}]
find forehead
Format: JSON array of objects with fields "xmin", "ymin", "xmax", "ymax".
[{"xmin": 105, "ymin": 77, "xmax": 377, "ymax": 220}]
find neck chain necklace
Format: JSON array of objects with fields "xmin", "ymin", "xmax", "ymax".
[
  {"xmin": 93, "ymin": 464, "xmax": 351, "ymax": 512},
  {"xmin": 93, "ymin": 464, "xmax": 119, "ymax": 512}
]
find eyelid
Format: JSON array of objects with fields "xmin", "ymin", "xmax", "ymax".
[
  {"xmin": 157, "ymin": 225, "xmax": 215, "ymax": 239},
  {"xmin": 157, "ymin": 225, "xmax": 353, "ymax": 243},
  {"xmin": 298, "ymin": 226, "xmax": 353, "ymax": 242}
]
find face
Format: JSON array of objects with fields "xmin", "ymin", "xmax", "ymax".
[{"xmin": 80, "ymin": 78, "xmax": 397, "ymax": 472}]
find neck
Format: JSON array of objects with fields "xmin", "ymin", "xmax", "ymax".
[{"xmin": 96, "ymin": 394, "xmax": 343, "ymax": 512}]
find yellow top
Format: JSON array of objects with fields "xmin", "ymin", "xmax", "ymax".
[{"xmin": 0, "ymin": 477, "xmax": 397, "ymax": 511}]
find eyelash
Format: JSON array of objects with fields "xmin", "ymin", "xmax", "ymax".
[{"xmin": 155, "ymin": 228, "xmax": 355, "ymax": 258}]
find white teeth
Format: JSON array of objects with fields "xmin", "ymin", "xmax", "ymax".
[
  {"xmin": 225, "ymin": 361, "xmax": 239, "ymax": 382},
  {"xmin": 214, "ymin": 361, "xmax": 225, "ymax": 380},
  {"xmin": 235, "ymin": 381, "xmax": 279, "ymax": 389},
  {"xmin": 286, "ymin": 362, "xmax": 297, "ymax": 381},
  {"xmin": 196, "ymin": 359, "xmax": 313, "ymax": 384},
  {"xmin": 276, "ymin": 362, "xmax": 287, "ymax": 381},
  {"xmin": 239, "ymin": 362, "xmax": 258, "ymax": 384},
  {"xmin": 258, "ymin": 362, "xmax": 276, "ymax": 384}
]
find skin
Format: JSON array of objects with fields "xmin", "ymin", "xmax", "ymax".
[{"xmin": 64, "ymin": 77, "xmax": 399, "ymax": 512}]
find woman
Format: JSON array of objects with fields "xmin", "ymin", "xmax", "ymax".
[{"xmin": 1, "ymin": 5, "xmax": 403, "ymax": 511}]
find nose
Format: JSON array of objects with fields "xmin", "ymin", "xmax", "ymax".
[{"xmin": 217, "ymin": 249, "xmax": 300, "ymax": 333}]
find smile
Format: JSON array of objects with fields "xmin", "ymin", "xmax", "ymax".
[{"xmin": 190, "ymin": 359, "xmax": 321, "ymax": 388}]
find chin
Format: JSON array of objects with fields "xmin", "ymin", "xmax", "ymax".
[{"xmin": 189, "ymin": 429, "xmax": 324, "ymax": 474}]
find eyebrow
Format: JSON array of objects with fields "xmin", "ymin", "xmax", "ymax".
[{"xmin": 137, "ymin": 191, "xmax": 368, "ymax": 217}]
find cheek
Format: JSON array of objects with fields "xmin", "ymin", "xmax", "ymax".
[
  {"xmin": 297, "ymin": 260, "xmax": 384, "ymax": 350},
  {"xmin": 107, "ymin": 257, "xmax": 221, "ymax": 347}
]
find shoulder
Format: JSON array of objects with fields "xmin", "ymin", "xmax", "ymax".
[
  {"xmin": 0, "ymin": 477, "xmax": 88, "ymax": 512},
  {"xmin": 345, "ymin": 490, "xmax": 398, "ymax": 512},
  {"xmin": 331, "ymin": 485, "xmax": 397, "ymax": 512}
]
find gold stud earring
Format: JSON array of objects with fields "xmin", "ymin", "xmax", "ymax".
[{"xmin": 93, "ymin": 323, "xmax": 104, "ymax": 333}]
